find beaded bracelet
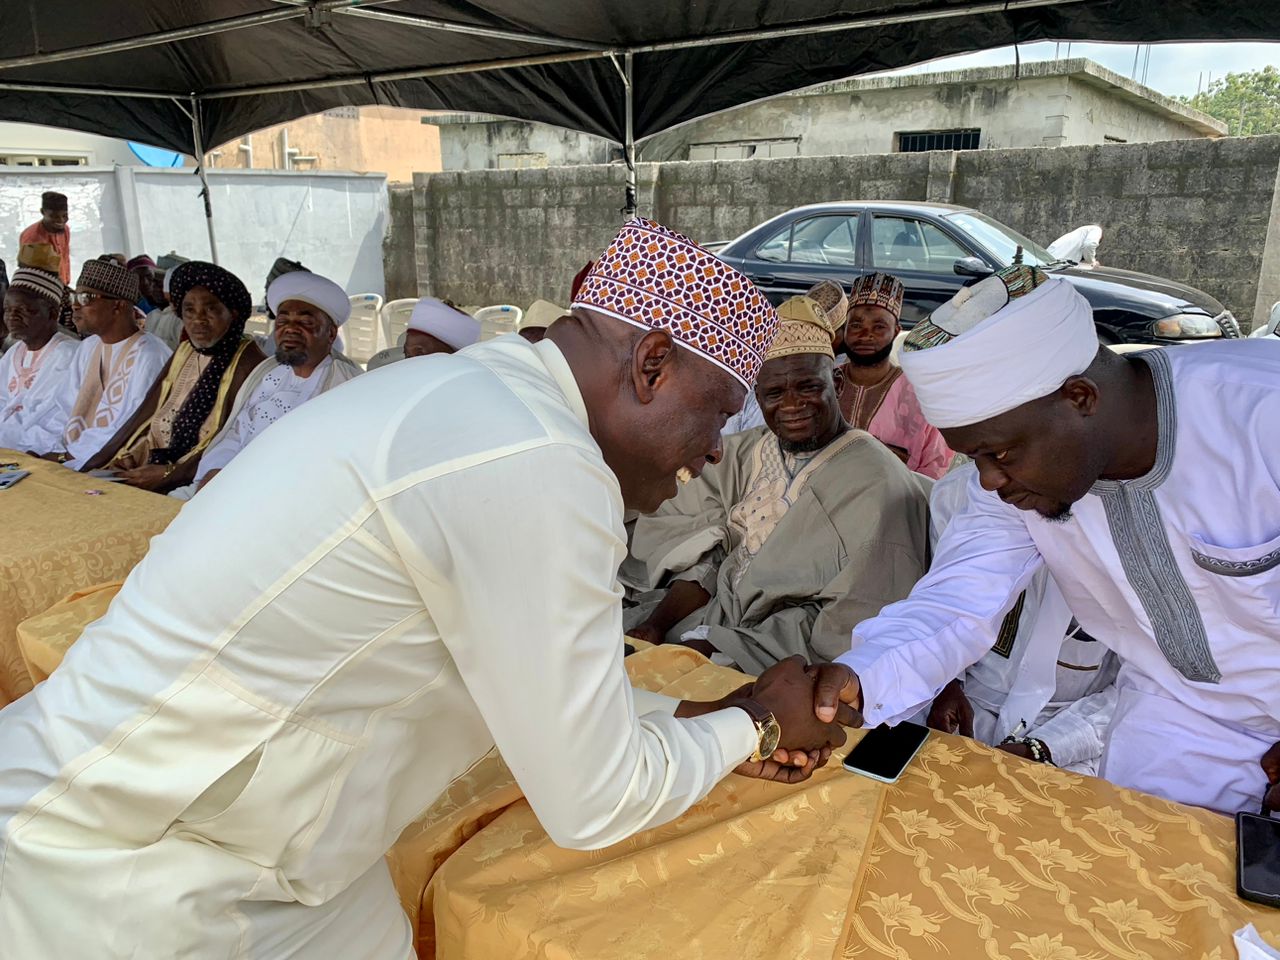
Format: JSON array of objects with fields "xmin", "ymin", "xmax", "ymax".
[{"xmin": 1000, "ymin": 735, "xmax": 1052, "ymax": 764}]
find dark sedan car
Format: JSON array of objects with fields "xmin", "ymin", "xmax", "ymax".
[{"xmin": 712, "ymin": 202, "xmax": 1239, "ymax": 344}]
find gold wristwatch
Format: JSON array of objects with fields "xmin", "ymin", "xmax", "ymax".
[{"xmin": 730, "ymin": 697, "xmax": 782, "ymax": 763}]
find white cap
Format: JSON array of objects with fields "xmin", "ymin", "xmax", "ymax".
[
  {"xmin": 267, "ymin": 271, "xmax": 351, "ymax": 326},
  {"xmin": 408, "ymin": 298, "xmax": 481, "ymax": 349},
  {"xmin": 520, "ymin": 299, "xmax": 564, "ymax": 332}
]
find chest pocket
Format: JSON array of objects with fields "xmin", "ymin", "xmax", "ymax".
[
  {"xmin": 1190, "ymin": 528, "xmax": 1280, "ymax": 579},
  {"xmin": 1186, "ymin": 528, "xmax": 1280, "ymax": 626}
]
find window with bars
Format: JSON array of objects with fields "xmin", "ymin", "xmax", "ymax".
[{"xmin": 895, "ymin": 129, "xmax": 981, "ymax": 152}]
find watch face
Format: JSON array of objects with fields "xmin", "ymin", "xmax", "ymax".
[{"xmin": 760, "ymin": 719, "xmax": 781, "ymax": 760}]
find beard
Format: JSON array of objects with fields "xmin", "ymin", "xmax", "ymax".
[
  {"xmin": 275, "ymin": 346, "xmax": 308, "ymax": 367},
  {"xmin": 778, "ymin": 434, "xmax": 828, "ymax": 454},
  {"xmin": 1040, "ymin": 504, "xmax": 1075, "ymax": 524},
  {"xmin": 847, "ymin": 343, "xmax": 894, "ymax": 367}
]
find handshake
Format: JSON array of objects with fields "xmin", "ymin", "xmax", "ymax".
[{"xmin": 679, "ymin": 656, "xmax": 864, "ymax": 785}]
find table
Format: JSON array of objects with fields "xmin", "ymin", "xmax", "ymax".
[
  {"xmin": 20, "ymin": 600, "xmax": 1280, "ymax": 959},
  {"xmin": 391, "ymin": 646, "xmax": 1280, "ymax": 960},
  {"xmin": 0, "ymin": 451, "xmax": 179, "ymax": 705}
]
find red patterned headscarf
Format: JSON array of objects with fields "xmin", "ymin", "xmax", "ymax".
[{"xmin": 571, "ymin": 218, "xmax": 779, "ymax": 387}]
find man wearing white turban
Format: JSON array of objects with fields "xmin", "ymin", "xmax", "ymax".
[
  {"xmin": 404, "ymin": 297, "xmax": 480, "ymax": 357},
  {"xmin": 175, "ymin": 271, "xmax": 362, "ymax": 497},
  {"xmin": 808, "ymin": 264, "xmax": 1280, "ymax": 816}
]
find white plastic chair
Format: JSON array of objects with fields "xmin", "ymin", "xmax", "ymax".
[
  {"xmin": 245, "ymin": 312, "xmax": 272, "ymax": 349},
  {"xmin": 345, "ymin": 294, "xmax": 384, "ymax": 366},
  {"xmin": 474, "ymin": 304, "xmax": 523, "ymax": 341},
  {"xmin": 381, "ymin": 298, "xmax": 419, "ymax": 352}
]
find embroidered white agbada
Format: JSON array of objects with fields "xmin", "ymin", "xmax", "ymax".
[
  {"xmin": 0, "ymin": 329, "xmax": 79, "ymax": 452},
  {"xmin": 191, "ymin": 352, "xmax": 361, "ymax": 486},
  {"xmin": 52, "ymin": 331, "xmax": 172, "ymax": 468},
  {"xmin": 842, "ymin": 341, "xmax": 1280, "ymax": 814},
  {"xmin": 0, "ymin": 335, "xmax": 757, "ymax": 959},
  {"xmin": 929, "ymin": 463, "xmax": 1118, "ymax": 775}
]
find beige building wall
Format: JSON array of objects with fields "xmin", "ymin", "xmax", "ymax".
[{"xmin": 208, "ymin": 106, "xmax": 441, "ymax": 182}]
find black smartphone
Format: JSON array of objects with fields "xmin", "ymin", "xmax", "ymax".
[
  {"xmin": 1238, "ymin": 811, "xmax": 1280, "ymax": 908},
  {"xmin": 842, "ymin": 721, "xmax": 929, "ymax": 784}
]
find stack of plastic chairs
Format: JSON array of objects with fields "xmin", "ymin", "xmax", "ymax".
[
  {"xmin": 380, "ymin": 298, "xmax": 419, "ymax": 353},
  {"xmin": 345, "ymin": 293, "xmax": 384, "ymax": 366},
  {"xmin": 473, "ymin": 305, "xmax": 523, "ymax": 341}
]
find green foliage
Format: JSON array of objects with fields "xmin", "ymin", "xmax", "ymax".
[{"xmin": 1181, "ymin": 66, "xmax": 1280, "ymax": 136}]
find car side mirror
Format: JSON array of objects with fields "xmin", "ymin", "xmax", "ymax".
[{"xmin": 953, "ymin": 257, "xmax": 995, "ymax": 278}]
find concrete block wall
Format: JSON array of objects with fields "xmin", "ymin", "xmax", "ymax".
[
  {"xmin": 387, "ymin": 136, "xmax": 1280, "ymax": 328},
  {"xmin": 402, "ymin": 163, "xmax": 659, "ymax": 308},
  {"xmin": 952, "ymin": 136, "xmax": 1280, "ymax": 324},
  {"xmin": 656, "ymin": 153, "xmax": 933, "ymax": 243}
]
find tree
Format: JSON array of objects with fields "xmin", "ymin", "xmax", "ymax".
[{"xmin": 1181, "ymin": 66, "xmax": 1280, "ymax": 137}]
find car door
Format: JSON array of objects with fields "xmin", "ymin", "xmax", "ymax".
[
  {"xmin": 742, "ymin": 212, "xmax": 864, "ymax": 305},
  {"xmin": 867, "ymin": 213, "xmax": 973, "ymax": 327}
]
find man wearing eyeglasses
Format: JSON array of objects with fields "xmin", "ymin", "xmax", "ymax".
[
  {"xmin": 32, "ymin": 258, "xmax": 173, "ymax": 469},
  {"xmin": 0, "ymin": 266, "xmax": 78, "ymax": 452}
]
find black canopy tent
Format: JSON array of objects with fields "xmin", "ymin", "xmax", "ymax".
[{"xmin": 1, "ymin": 1, "xmax": 1275, "ymax": 261}]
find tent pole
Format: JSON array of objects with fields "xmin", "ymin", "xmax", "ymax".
[
  {"xmin": 189, "ymin": 96, "xmax": 219, "ymax": 264},
  {"xmin": 623, "ymin": 53, "xmax": 636, "ymax": 220}
]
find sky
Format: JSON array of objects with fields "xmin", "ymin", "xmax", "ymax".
[{"xmin": 878, "ymin": 41, "xmax": 1280, "ymax": 99}]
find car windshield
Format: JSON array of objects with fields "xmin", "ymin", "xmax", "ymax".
[{"xmin": 944, "ymin": 211, "xmax": 1057, "ymax": 267}]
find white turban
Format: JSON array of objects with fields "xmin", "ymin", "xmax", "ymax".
[
  {"xmin": 267, "ymin": 271, "xmax": 351, "ymax": 326},
  {"xmin": 409, "ymin": 298, "xmax": 481, "ymax": 350},
  {"xmin": 900, "ymin": 270, "xmax": 1097, "ymax": 429}
]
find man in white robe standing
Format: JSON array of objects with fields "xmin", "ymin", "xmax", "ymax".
[
  {"xmin": 35, "ymin": 258, "xmax": 172, "ymax": 469},
  {"xmin": 0, "ymin": 218, "xmax": 853, "ymax": 959},
  {"xmin": 174, "ymin": 271, "xmax": 362, "ymax": 497},
  {"xmin": 0, "ymin": 267, "xmax": 78, "ymax": 451},
  {"xmin": 809, "ymin": 264, "xmax": 1280, "ymax": 815}
]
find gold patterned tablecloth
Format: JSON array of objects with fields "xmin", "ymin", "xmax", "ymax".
[
  {"xmin": 392, "ymin": 646, "xmax": 1280, "ymax": 960},
  {"xmin": 0, "ymin": 451, "xmax": 178, "ymax": 705},
  {"xmin": 19, "ymin": 595, "xmax": 1280, "ymax": 958}
]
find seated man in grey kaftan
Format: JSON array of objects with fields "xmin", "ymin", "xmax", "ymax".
[{"xmin": 624, "ymin": 296, "xmax": 932, "ymax": 673}]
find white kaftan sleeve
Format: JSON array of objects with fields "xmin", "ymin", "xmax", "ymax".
[
  {"xmin": 195, "ymin": 410, "xmax": 253, "ymax": 481},
  {"xmin": 839, "ymin": 469, "xmax": 1045, "ymax": 727},
  {"xmin": 1028, "ymin": 685, "xmax": 1117, "ymax": 771},
  {"xmin": 380, "ymin": 440, "xmax": 758, "ymax": 851}
]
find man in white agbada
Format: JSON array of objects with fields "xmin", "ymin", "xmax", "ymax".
[
  {"xmin": 0, "ymin": 217, "xmax": 852, "ymax": 959},
  {"xmin": 809, "ymin": 263, "xmax": 1280, "ymax": 815},
  {"xmin": 35, "ymin": 258, "xmax": 172, "ymax": 469},
  {"xmin": 924, "ymin": 462, "xmax": 1118, "ymax": 775},
  {"xmin": 0, "ymin": 267, "xmax": 79, "ymax": 451},
  {"xmin": 173, "ymin": 271, "xmax": 361, "ymax": 498}
]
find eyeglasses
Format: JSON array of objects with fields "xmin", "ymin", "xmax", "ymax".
[{"xmin": 72, "ymin": 291, "xmax": 128, "ymax": 307}]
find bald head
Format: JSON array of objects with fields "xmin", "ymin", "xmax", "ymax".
[{"xmin": 546, "ymin": 307, "xmax": 746, "ymax": 513}]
